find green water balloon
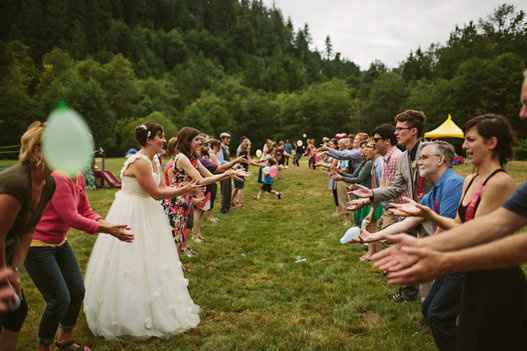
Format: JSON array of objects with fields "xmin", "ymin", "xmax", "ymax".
[{"xmin": 42, "ymin": 104, "xmax": 94, "ymax": 175}]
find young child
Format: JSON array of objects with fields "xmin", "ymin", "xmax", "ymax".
[{"xmin": 256, "ymin": 158, "xmax": 282, "ymax": 200}]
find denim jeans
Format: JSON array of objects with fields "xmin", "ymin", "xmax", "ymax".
[
  {"xmin": 422, "ymin": 272, "xmax": 464, "ymax": 351},
  {"xmin": 25, "ymin": 242, "xmax": 85, "ymax": 345}
]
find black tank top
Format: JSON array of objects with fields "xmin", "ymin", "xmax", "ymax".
[{"xmin": 457, "ymin": 169, "xmax": 505, "ymax": 222}]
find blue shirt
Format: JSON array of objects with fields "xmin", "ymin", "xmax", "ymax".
[
  {"xmin": 327, "ymin": 148, "xmax": 362, "ymax": 171},
  {"xmin": 419, "ymin": 168, "xmax": 463, "ymax": 219},
  {"xmin": 503, "ymin": 181, "xmax": 527, "ymax": 217},
  {"xmin": 218, "ymin": 148, "xmax": 225, "ymax": 164}
]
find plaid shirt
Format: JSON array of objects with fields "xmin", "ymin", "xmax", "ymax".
[{"xmin": 381, "ymin": 146, "xmax": 402, "ymax": 187}]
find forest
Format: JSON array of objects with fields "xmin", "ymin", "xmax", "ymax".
[{"xmin": 0, "ymin": 1, "xmax": 526, "ymax": 155}]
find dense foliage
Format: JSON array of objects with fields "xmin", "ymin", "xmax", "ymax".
[{"xmin": 0, "ymin": 1, "xmax": 525, "ymax": 154}]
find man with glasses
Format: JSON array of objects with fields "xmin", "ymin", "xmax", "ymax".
[
  {"xmin": 359, "ymin": 141, "xmax": 464, "ymax": 350},
  {"xmin": 369, "ymin": 68, "xmax": 527, "ymax": 351},
  {"xmin": 349, "ymin": 110, "xmax": 431, "ymax": 303},
  {"xmin": 370, "ymin": 124, "xmax": 403, "ymax": 229}
]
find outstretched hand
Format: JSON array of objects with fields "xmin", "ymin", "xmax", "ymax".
[
  {"xmin": 232, "ymin": 169, "xmax": 250, "ymax": 181},
  {"xmin": 108, "ymin": 224, "xmax": 134, "ymax": 242},
  {"xmin": 348, "ymin": 184, "xmax": 373, "ymax": 198},
  {"xmin": 346, "ymin": 198, "xmax": 370, "ymax": 211},
  {"xmin": 384, "ymin": 246, "xmax": 449, "ymax": 285},
  {"xmin": 388, "ymin": 197, "xmax": 431, "ymax": 218},
  {"xmin": 369, "ymin": 234, "xmax": 420, "ymax": 274},
  {"xmin": 181, "ymin": 180, "xmax": 202, "ymax": 195}
]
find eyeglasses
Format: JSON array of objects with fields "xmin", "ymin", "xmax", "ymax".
[{"xmin": 417, "ymin": 154, "xmax": 441, "ymax": 161}]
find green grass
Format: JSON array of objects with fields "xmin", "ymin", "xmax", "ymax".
[{"xmin": 12, "ymin": 159, "xmax": 527, "ymax": 350}]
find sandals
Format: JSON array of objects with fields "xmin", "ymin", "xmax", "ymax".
[{"xmin": 55, "ymin": 340, "xmax": 91, "ymax": 351}]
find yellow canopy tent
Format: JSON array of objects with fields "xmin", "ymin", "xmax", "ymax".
[{"xmin": 424, "ymin": 114, "xmax": 464, "ymax": 139}]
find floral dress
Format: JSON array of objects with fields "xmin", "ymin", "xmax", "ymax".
[{"xmin": 161, "ymin": 155, "xmax": 210, "ymax": 246}]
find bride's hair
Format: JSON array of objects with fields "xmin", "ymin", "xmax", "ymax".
[
  {"xmin": 175, "ymin": 127, "xmax": 200, "ymax": 158},
  {"xmin": 136, "ymin": 122, "xmax": 163, "ymax": 146}
]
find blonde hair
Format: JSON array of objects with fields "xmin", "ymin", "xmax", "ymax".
[
  {"xmin": 355, "ymin": 132, "xmax": 369, "ymax": 143},
  {"xmin": 19, "ymin": 121, "xmax": 45, "ymax": 164}
]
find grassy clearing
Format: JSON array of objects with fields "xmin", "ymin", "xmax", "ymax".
[{"xmin": 9, "ymin": 159, "xmax": 527, "ymax": 350}]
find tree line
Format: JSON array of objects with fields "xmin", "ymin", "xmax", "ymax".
[{"xmin": 0, "ymin": 1, "xmax": 525, "ymax": 155}]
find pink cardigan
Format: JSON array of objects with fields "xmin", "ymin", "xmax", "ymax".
[{"xmin": 34, "ymin": 172, "xmax": 102, "ymax": 244}]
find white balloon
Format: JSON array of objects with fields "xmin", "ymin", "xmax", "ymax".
[{"xmin": 43, "ymin": 106, "xmax": 94, "ymax": 175}]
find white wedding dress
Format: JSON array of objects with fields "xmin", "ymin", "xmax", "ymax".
[{"xmin": 84, "ymin": 153, "xmax": 200, "ymax": 339}]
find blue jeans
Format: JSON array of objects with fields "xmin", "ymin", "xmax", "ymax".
[
  {"xmin": 422, "ymin": 272, "xmax": 464, "ymax": 351},
  {"xmin": 25, "ymin": 242, "xmax": 85, "ymax": 345}
]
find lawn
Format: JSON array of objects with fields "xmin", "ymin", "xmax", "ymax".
[{"xmin": 7, "ymin": 159, "xmax": 527, "ymax": 350}]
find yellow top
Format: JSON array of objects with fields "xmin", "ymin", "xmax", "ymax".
[{"xmin": 424, "ymin": 114, "xmax": 464, "ymax": 139}]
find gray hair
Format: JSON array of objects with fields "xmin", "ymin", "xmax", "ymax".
[{"xmin": 420, "ymin": 141, "xmax": 456, "ymax": 167}]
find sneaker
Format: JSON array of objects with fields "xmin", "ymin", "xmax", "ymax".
[
  {"xmin": 208, "ymin": 217, "xmax": 219, "ymax": 224},
  {"xmin": 184, "ymin": 248, "xmax": 198, "ymax": 258},
  {"xmin": 192, "ymin": 236, "xmax": 203, "ymax": 244},
  {"xmin": 391, "ymin": 289, "xmax": 417, "ymax": 303},
  {"xmin": 277, "ymin": 192, "xmax": 282, "ymax": 199}
]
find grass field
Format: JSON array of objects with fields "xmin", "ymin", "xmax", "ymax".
[{"xmin": 4, "ymin": 158, "xmax": 527, "ymax": 350}]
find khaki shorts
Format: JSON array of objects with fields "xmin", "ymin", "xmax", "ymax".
[{"xmin": 336, "ymin": 182, "xmax": 349, "ymax": 211}]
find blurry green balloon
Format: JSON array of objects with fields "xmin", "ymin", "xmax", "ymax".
[{"xmin": 42, "ymin": 103, "xmax": 94, "ymax": 175}]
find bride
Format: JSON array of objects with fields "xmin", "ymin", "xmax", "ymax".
[{"xmin": 84, "ymin": 122, "xmax": 202, "ymax": 339}]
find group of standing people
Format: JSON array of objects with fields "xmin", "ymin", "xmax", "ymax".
[
  {"xmin": 303, "ymin": 69, "xmax": 527, "ymax": 351},
  {"xmin": 2, "ymin": 70, "xmax": 527, "ymax": 351}
]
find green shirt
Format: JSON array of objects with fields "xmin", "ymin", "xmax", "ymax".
[{"xmin": 0, "ymin": 162, "xmax": 55, "ymax": 265}]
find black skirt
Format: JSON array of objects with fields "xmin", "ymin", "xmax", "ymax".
[{"xmin": 457, "ymin": 267, "xmax": 527, "ymax": 351}]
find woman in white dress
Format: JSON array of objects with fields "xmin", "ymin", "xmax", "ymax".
[{"xmin": 84, "ymin": 122, "xmax": 202, "ymax": 339}]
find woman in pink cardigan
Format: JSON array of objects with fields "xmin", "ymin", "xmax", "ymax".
[{"xmin": 25, "ymin": 172, "xmax": 133, "ymax": 351}]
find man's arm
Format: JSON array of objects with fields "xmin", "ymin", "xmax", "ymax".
[
  {"xmin": 444, "ymin": 223, "xmax": 527, "ymax": 271},
  {"xmin": 327, "ymin": 148, "xmax": 361, "ymax": 161},
  {"xmin": 372, "ymin": 164, "xmax": 407, "ymax": 203}
]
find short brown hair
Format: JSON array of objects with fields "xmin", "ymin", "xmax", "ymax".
[
  {"xmin": 464, "ymin": 114, "xmax": 514, "ymax": 166},
  {"xmin": 394, "ymin": 110, "xmax": 426, "ymax": 137}
]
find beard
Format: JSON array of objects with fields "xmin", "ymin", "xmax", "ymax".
[{"xmin": 419, "ymin": 164, "xmax": 438, "ymax": 178}]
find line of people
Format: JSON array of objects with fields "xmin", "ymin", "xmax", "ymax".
[{"xmin": 305, "ymin": 70, "xmax": 527, "ymax": 351}]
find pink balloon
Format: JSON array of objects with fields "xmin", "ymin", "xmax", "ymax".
[{"xmin": 269, "ymin": 165, "xmax": 279, "ymax": 178}]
